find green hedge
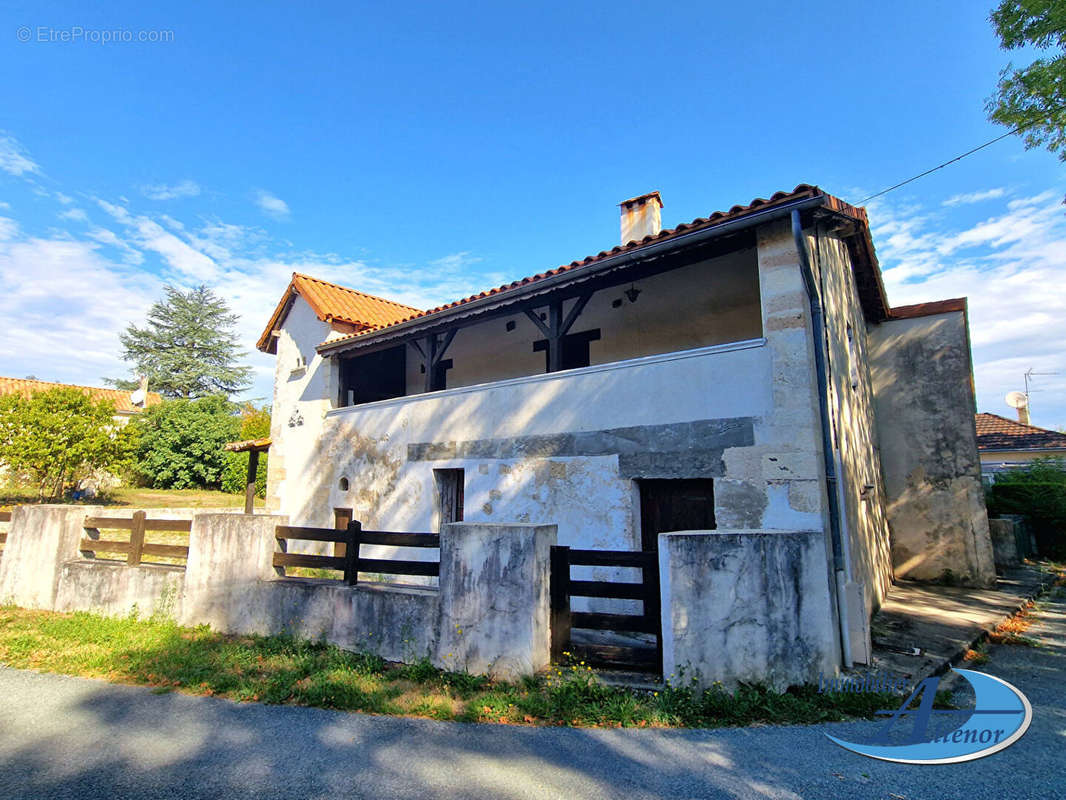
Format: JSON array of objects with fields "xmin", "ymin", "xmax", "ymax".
[{"xmin": 987, "ymin": 460, "xmax": 1066, "ymax": 559}]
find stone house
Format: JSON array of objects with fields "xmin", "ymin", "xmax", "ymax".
[{"xmin": 256, "ymin": 184, "xmax": 996, "ymax": 678}]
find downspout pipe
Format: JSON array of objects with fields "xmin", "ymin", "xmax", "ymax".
[{"xmin": 791, "ymin": 209, "xmax": 853, "ymax": 668}]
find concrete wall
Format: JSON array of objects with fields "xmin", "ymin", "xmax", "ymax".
[
  {"xmin": 809, "ymin": 229, "xmax": 893, "ymax": 611},
  {"xmin": 659, "ymin": 529, "xmax": 838, "ymax": 690},
  {"xmin": 868, "ymin": 310, "xmax": 996, "ymax": 586},
  {"xmin": 1, "ymin": 506, "xmax": 555, "ymax": 680}
]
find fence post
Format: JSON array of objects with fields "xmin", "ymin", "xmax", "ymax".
[
  {"xmin": 344, "ymin": 520, "xmax": 362, "ymax": 586},
  {"xmin": 549, "ymin": 545, "xmax": 571, "ymax": 665},
  {"xmin": 127, "ymin": 510, "xmax": 147, "ymax": 567}
]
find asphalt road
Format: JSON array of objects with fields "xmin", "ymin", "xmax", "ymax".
[{"xmin": 0, "ymin": 597, "xmax": 1062, "ymax": 800}]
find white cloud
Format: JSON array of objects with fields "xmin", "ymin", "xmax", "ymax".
[
  {"xmin": 59, "ymin": 208, "xmax": 89, "ymax": 223},
  {"xmin": 941, "ymin": 188, "xmax": 1006, "ymax": 207},
  {"xmin": 88, "ymin": 227, "xmax": 144, "ymax": 265},
  {"xmin": 0, "ymin": 217, "xmax": 18, "ymax": 241},
  {"xmin": 872, "ymin": 191, "xmax": 1066, "ymax": 429},
  {"xmin": 0, "ymin": 133, "xmax": 39, "ymax": 176},
  {"xmin": 254, "ymin": 189, "xmax": 290, "ymax": 219},
  {"xmin": 0, "ymin": 233, "xmax": 159, "ymax": 383},
  {"xmin": 55, "ymin": 192, "xmax": 74, "ymax": 205},
  {"xmin": 430, "ymin": 251, "xmax": 483, "ymax": 272},
  {"xmin": 142, "ymin": 180, "xmax": 201, "ymax": 201}
]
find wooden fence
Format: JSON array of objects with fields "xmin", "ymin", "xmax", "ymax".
[
  {"xmin": 81, "ymin": 511, "xmax": 192, "ymax": 566},
  {"xmin": 0, "ymin": 510, "xmax": 10, "ymax": 558},
  {"xmin": 274, "ymin": 521, "xmax": 440, "ymax": 585},
  {"xmin": 550, "ymin": 546, "xmax": 662, "ymax": 672}
]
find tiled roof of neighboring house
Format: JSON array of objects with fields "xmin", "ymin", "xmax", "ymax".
[
  {"xmin": 889, "ymin": 298, "xmax": 967, "ymax": 319},
  {"xmin": 311, "ymin": 183, "xmax": 888, "ymax": 354},
  {"xmin": 257, "ymin": 273, "xmax": 423, "ymax": 353},
  {"xmin": 975, "ymin": 412, "xmax": 1066, "ymax": 452},
  {"xmin": 0, "ymin": 377, "xmax": 162, "ymax": 414}
]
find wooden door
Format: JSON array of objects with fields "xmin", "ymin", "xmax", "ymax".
[{"xmin": 639, "ymin": 479, "xmax": 716, "ymax": 552}]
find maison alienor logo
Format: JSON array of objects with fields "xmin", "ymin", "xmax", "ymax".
[{"xmin": 825, "ymin": 669, "xmax": 1032, "ymax": 764}]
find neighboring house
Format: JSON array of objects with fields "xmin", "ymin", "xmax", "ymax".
[
  {"xmin": 0, "ymin": 376, "xmax": 161, "ymax": 425},
  {"xmin": 257, "ymin": 184, "xmax": 996, "ymax": 675},
  {"xmin": 976, "ymin": 412, "xmax": 1066, "ymax": 481}
]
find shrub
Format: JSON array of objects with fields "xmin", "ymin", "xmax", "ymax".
[
  {"xmin": 220, "ymin": 403, "xmax": 270, "ymax": 497},
  {"xmin": 0, "ymin": 388, "xmax": 120, "ymax": 500},
  {"xmin": 987, "ymin": 458, "xmax": 1066, "ymax": 558},
  {"xmin": 129, "ymin": 395, "xmax": 240, "ymax": 489}
]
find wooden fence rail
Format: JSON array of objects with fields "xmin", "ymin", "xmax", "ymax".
[
  {"xmin": 0, "ymin": 510, "xmax": 10, "ymax": 557},
  {"xmin": 274, "ymin": 521, "xmax": 440, "ymax": 585},
  {"xmin": 81, "ymin": 511, "xmax": 192, "ymax": 567}
]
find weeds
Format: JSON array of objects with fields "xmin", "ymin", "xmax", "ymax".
[{"xmin": 0, "ymin": 606, "xmax": 950, "ymax": 729}]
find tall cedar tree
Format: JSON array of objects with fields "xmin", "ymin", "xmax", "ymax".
[
  {"xmin": 113, "ymin": 285, "xmax": 253, "ymax": 399},
  {"xmin": 987, "ymin": 1, "xmax": 1066, "ymax": 159}
]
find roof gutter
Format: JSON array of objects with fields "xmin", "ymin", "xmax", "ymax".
[
  {"xmin": 792, "ymin": 209, "xmax": 852, "ymax": 669},
  {"xmin": 319, "ymin": 194, "xmax": 831, "ymax": 356}
]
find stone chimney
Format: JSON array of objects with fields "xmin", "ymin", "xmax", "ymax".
[{"xmin": 620, "ymin": 191, "xmax": 663, "ymax": 245}]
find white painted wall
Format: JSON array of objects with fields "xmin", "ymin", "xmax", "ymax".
[{"xmin": 266, "ymin": 297, "xmax": 338, "ymax": 513}]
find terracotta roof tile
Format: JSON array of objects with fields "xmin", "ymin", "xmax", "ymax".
[
  {"xmin": 975, "ymin": 412, "xmax": 1066, "ymax": 451},
  {"xmin": 890, "ymin": 298, "xmax": 967, "ymax": 319},
  {"xmin": 0, "ymin": 377, "xmax": 162, "ymax": 414},
  {"xmin": 257, "ymin": 273, "xmax": 422, "ymax": 352},
  {"xmin": 319, "ymin": 183, "xmax": 848, "ymax": 347}
]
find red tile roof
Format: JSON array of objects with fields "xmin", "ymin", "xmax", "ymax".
[
  {"xmin": 257, "ymin": 273, "xmax": 423, "ymax": 353},
  {"xmin": 975, "ymin": 412, "xmax": 1066, "ymax": 452},
  {"xmin": 890, "ymin": 298, "xmax": 967, "ymax": 319},
  {"xmin": 0, "ymin": 377, "xmax": 162, "ymax": 414},
  {"xmin": 297, "ymin": 183, "xmax": 884, "ymax": 355}
]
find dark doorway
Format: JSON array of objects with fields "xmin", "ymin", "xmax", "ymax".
[
  {"xmin": 638, "ymin": 479, "xmax": 716, "ymax": 552},
  {"xmin": 434, "ymin": 468, "xmax": 464, "ymax": 530}
]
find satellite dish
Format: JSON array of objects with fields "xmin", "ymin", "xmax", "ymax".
[
  {"xmin": 1005, "ymin": 391, "xmax": 1028, "ymax": 409},
  {"xmin": 129, "ymin": 388, "xmax": 146, "ymax": 407}
]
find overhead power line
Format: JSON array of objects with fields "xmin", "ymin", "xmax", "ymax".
[{"xmin": 852, "ymin": 125, "xmax": 1028, "ymax": 206}]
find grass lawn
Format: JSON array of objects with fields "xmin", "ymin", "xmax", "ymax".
[{"xmin": 0, "ymin": 606, "xmax": 949, "ymax": 728}]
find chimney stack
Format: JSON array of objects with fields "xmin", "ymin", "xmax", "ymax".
[
  {"xmin": 620, "ymin": 191, "xmax": 663, "ymax": 245},
  {"xmin": 1018, "ymin": 405, "xmax": 1031, "ymax": 425}
]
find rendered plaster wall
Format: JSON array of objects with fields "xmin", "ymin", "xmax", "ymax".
[
  {"xmin": 868, "ymin": 311, "xmax": 996, "ymax": 586},
  {"xmin": 809, "ymin": 229, "xmax": 893, "ymax": 611},
  {"xmin": 55, "ymin": 561, "xmax": 184, "ymax": 618},
  {"xmin": 279, "ymin": 341, "xmax": 780, "ymax": 610},
  {"xmin": 266, "ymin": 297, "xmax": 340, "ymax": 514},
  {"xmin": 403, "ymin": 248, "xmax": 763, "ymax": 393},
  {"xmin": 659, "ymin": 529, "xmax": 838, "ymax": 690},
  {"xmin": 0, "ymin": 505, "xmax": 185, "ymax": 619}
]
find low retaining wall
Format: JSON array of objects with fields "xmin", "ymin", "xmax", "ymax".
[
  {"xmin": 659, "ymin": 529, "xmax": 838, "ymax": 690},
  {"xmin": 0, "ymin": 506, "xmax": 556, "ymax": 680}
]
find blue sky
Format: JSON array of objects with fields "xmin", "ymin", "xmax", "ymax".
[{"xmin": 1, "ymin": 1, "xmax": 1065, "ymax": 427}]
